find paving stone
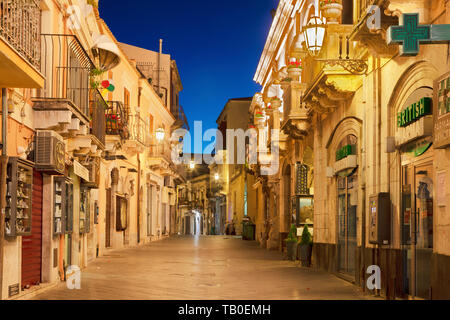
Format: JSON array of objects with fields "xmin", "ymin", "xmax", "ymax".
[{"xmin": 30, "ymin": 236, "xmax": 376, "ymax": 300}]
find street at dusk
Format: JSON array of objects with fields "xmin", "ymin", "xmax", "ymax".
[
  {"xmin": 0, "ymin": 0, "xmax": 449, "ymax": 307},
  {"xmin": 28, "ymin": 236, "xmax": 371, "ymax": 300}
]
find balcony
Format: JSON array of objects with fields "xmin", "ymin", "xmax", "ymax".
[
  {"xmin": 0, "ymin": 0, "xmax": 44, "ymax": 88},
  {"xmin": 303, "ymin": 25, "xmax": 367, "ymax": 114},
  {"xmin": 178, "ymin": 197, "xmax": 190, "ymax": 206},
  {"xmin": 105, "ymin": 101, "xmax": 129, "ymax": 137},
  {"xmin": 89, "ymin": 89, "xmax": 106, "ymax": 149},
  {"xmin": 351, "ymin": 0, "xmax": 398, "ymax": 56},
  {"xmin": 171, "ymin": 105, "xmax": 189, "ymax": 131},
  {"xmin": 33, "ymin": 34, "xmax": 94, "ymax": 132},
  {"xmin": 148, "ymin": 139, "xmax": 172, "ymax": 161},
  {"xmin": 122, "ymin": 114, "xmax": 150, "ymax": 153},
  {"xmin": 281, "ymin": 82, "xmax": 310, "ymax": 140},
  {"xmin": 147, "ymin": 139, "xmax": 175, "ymax": 174}
]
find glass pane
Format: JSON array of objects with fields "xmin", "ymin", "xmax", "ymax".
[
  {"xmin": 415, "ymin": 164, "xmax": 433, "ymax": 299},
  {"xmin": 66, "ymin": 183, "xmax": 73, "ymax": 233},
  {"xmin": 17, "ymin": 164, "xmax": 32, "ymax": 235},
  {"xmin": 55, "ymin": 180, "xmax": 63, "ymax": 234},
  {"xmin": 401, "ymin": 165, "xmax": 413, "ymax": 295},
  {"xmin": 298, "ymin": 197, "xmax": 314, "ymax": 225}
]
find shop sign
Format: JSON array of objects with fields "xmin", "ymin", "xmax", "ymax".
[
  {"xmin": 434, "ymin": 71, "xmax": 450, "ymax": 148},
  {"xmin": 395, "ymin": 116, "xmax": 433, "ymax": 146},
  {"xmin": 336, "ymin": 144, "xmax": 354, "ymax": 161},
  {"xmin": 403, "ymin": 137, "xmax": 432, "ymax": 157},
  {"xmin": 295, "ymin": 163, "xmax": 309, "ymax": 195},
  {"xmin": 387, "ymin": 13, "xmax": 450, "ymax": 56},
  {"xmin": 73, "ymin": 160, "xmax": 90, "ymax": 181},
  {"xmin": 397, "ymin": 97, "xmax": 431, "ymax": 127}
]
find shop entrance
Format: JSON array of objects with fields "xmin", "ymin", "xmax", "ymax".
[
  {"xmin": 21, "ymin": 170, "xmax": 43, "ymax": 288},
  {"xmin": 147, "ymin": 185, "xmax": 153, "ymax": 236},
  {"xmin": 402, "ymin": 160, "xmax": 434, "ymax": 299},
  {"xmin": 337, "ymin": 171, "xmax": 358, "ymax": 276}
]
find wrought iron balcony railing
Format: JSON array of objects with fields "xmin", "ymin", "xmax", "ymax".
[
  {"xmin": 105, "ymin": 101, "xmax": 129, "ymax": 139},
  {"xmin": 0, "ymin": 0, "xmax": 41, "ymax": 69},
  {"xmin": 127, "ymin": 114, "xmax": 150, "ymax": 146},
  {"xmin": 171, "ymin": 105, "xmax": 189, "ymax": 130},
  {"xmin": 178, "ymin": 197, "xmax": 190, "ymax": 206},
  {"xmin": 89, "ymin": 89, "xmax": 107, "ymax": 147},
  {"xmin": 35, "ymin": 34, "xmax": 94, "ymax": 118},
  {"xmin": 148, "ymin": 138, "xmax": 172, "ymax": 162}
]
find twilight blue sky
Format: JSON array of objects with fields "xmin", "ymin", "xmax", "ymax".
[{"xmin": 98, "ymin": 0, "xmax": 276, "ymax": 153}]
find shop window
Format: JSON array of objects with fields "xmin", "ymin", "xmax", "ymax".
[
  {"xmin": 335, "ymin": 134, "xmax": 358, "ymax": 275},
  {"xmin": 79, "ymin": 187, "xmax": 90, "ymax": 234},
  {"xmin": 5, "ymin": 158, "xmax": 33, "ymax": 237},
  {"xmin": 54, "ymin": 177, "xmax": 74, "ymax": 235},
  {"xmin": 54, "ymin": 178, "xmax": 63, "ymax": 235},
  {"xmin": 116, "ymin": 195, "xmax": 128, "ymax": 231}
]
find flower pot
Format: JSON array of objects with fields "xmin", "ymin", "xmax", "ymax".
[
  {"xmin": 271, "ymin": 99, "xmax": 282, "ymax": 109},
  {"xmin": 299, "ymin": 244, "xmax": 312, "ymax": 267},
  {"xmin": 286, "ymin": 241, "xmax": 297, "ymax": 261},
  {"xmin": 321, "ymin": 3, "xmax": 343, "ymax": 24},
  {"xmin": 287, "ymin": 67, "xmax": 302, "ymax": 81}
]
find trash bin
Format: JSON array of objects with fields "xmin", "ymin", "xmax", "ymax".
[{"xmin": 242, "ymin": 217, "xmax": 256, "ymax": 241}]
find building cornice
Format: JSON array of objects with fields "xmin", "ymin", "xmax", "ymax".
[{"xmin": 254, "ymin": 0, "xmax": 299, "ymax": 85}]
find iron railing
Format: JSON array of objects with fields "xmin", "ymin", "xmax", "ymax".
[
  {"xmin": 171, "ymin": 105, "xmax": 189, "ymax": 130},
  {"xmin": 105, "ymin": 101, "xmax": 129, "ymax": 139},
  {"xmin": 0, "ymin": 0, "xmax": 41, "ymax": 69},
  {"xmin": 127, "ymin": 114, "xmax": 149, "ymax": 146},
  {"xmin": 35, "ymin": 34, "xmax": 94, "ymax": 117},
  {"xmin": 148, "ymin": 138, "xmax": 172, "ymax": 161},
  {"xmin": 89, "ymin": 89, "xmax": 107, "ymax": 147}
]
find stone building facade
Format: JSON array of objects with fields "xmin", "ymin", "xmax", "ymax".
[{"xmin": 252, "ymin": 0, "xmax": 450, "ymax": 299}]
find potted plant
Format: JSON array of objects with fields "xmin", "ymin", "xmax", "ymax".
[
  {"xmin": 320, "ymin": 0, "xmax": 343, "ymax": 24},
  {"xmin": 287, "ymin": 60, "xmax": 303, "ymax": 81},
  {"xmin": 271, "ymin": 97, "xmax": 282, "ymax": 109},
  {"xmin": 285, "ymin": 224, "xmax": 298, "ymax": 261},
  {"xmin": 298, "ymin": 224, "xmax": 313, "ymax": 267}
]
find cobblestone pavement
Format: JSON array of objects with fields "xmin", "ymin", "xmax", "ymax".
[{"xmin": 30, "ymin": 236, "xmax": 375, "ymax": 300}]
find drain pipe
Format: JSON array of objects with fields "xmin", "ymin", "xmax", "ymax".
[
  {"xmin": 158, "ymin": 39, "xmax": 162, "ymax": 96},
  {"xmin": 0, "ymin": 88, "xmax": 9, "ymax": 299},
  {"xmin": 137, "ymin": 87, "xmax": 142, "ymax": 243}
]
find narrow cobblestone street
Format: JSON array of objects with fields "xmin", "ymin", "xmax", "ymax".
[{"xmin": 29, "ymin": 236, "xmax": 372, "ymax": 300}]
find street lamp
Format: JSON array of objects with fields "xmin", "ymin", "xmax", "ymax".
[
  {"xmin": 303, "ymin": 15, "xmax": 326, "ymax": 57},
  {"xmin": 189, "ymin": 160, "xmax": 195, "ymax": 170},
  {"xmin": 214, "ymin": 173, "xmax": 219, "ymax": 181},
  {"xmin": 155, "ymin": 127, "xmax": 165, "ymax": 142}
]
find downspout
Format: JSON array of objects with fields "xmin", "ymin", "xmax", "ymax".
[
  {"xmin": 0, "ymin": 88, "xmax": 8, "ymax": 299},
  {"xmin": 137, "ymin": 87, "xmax": 142, "ymax": 243},
  {"xmin": 158, "ymin": 39, "xmax": 162, "ymax": 96}
]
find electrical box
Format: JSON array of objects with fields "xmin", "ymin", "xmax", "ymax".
[{"xmin": 369, "ymin": 193, "xmax": 391, "ymax": 245}]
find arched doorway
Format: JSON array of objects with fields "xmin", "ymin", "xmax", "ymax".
[{"xmin": 335, "ymin": 134, "xmax": 358, "ymax": 276}]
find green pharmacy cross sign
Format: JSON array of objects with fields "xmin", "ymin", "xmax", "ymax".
[{"xmin": 387, "ymin": 13, "xmax": 450, "ymax": 56}]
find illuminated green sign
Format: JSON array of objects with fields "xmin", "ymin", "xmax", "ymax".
[
  {"xmin": 336, "ymin": 144, "xmax": 354, "ymax": 161},
  {"xmin": 387, "ymin": 13, "xmax": 450, "ymax": 56},
  {"xmin": 397, "ymin": 97, "xmax": 431, "ymax": 128}
]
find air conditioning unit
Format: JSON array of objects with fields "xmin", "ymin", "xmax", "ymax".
[{"xmin": 35, "ymin": 130, "xmax": 65, "ymax": 174}]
